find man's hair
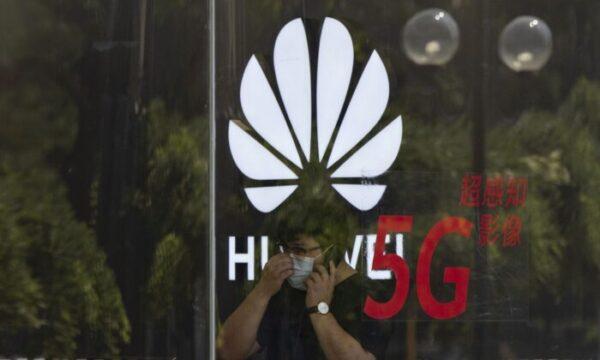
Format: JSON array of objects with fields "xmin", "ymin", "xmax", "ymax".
[{"xmin": 269, "ymin": 194, "xmax": 358, "ymax": 262}]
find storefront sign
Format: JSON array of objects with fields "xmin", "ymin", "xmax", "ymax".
[
  {"xmin": 219, "ymin": 17, "xmax": 528, "ymax": 322},
  {"xmin": 228, "ymin": 17, "xmax": 402, "ymax": 212}
]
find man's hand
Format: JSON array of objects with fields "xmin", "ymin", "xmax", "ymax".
[
  {"xmin": 306, "ymin": 261, "xmax": 336, "ymax": 307},
  {"xmin": 256, "ymin": 253, "xmax": 293, "ymax": 298},
  {"xmin": 218, "ymin": 253, "xmax": 291, "ymax": 360}
]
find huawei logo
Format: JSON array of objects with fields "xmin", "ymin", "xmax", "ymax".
[{"xmin": 228, "ymin": 17, "xmax": 403, "ymax": 213}]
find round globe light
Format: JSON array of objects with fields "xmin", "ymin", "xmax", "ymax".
[
  {"xmin": 499, "ymin": 16, "xmax": 552, "ymax": 72},
  {"xmin": 403, "ymin": 9, "xmax": 460, "ymax": 66}
]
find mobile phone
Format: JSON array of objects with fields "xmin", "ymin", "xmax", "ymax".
[{"xmin": 320, "ymin": 244, "xmax": 337, "ymax": 269}]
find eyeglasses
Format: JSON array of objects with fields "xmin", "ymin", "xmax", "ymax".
[{"xmin": 278, "ymin": 243, "xmax": 334, "ymax": 257}]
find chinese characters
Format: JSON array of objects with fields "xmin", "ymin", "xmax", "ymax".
[{"xmin": 459, "ymin": 174, "xmax": 527, "ymax": 247}]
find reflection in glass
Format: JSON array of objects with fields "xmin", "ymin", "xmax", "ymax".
[
  {"xmin": 403, "ymin": 9, "xmax": 460, "ymax": 66},
  {"xmin": 499, "ymin": 16, "xmax": 552, "ymax": 72}
]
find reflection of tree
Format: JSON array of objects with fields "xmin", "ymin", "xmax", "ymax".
[
  {"xmin": 137, "ymin": 100, "xmax": 208, "ymax": 354},
  {"xmin": 0, "ymin": 0, "xmax": 130, "ymax": 356},
  {"xmin": 389, "ymin": 78, "xmax": 600, "ymax": 356},
  {"xmin": 486, "ymin": 79, "xmax": 600, "ymax": 354},
  {"xmin": 398, "ymin": 80, "xmax": 600, "ymax": 356},
  {"xmin": 0, "ymin": 1, "xmax": 130, "ymax": 356},
  {"xmin": 0, "ymin": 168, "xmax": 130, "ymax": 357}
]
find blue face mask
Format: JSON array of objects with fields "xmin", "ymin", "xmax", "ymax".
[
  {"xmin": 284, "ymin": 244, "xmax": 333, "ymax": 291},
  {"xmin": 286, "ymin": 253, "xmax": 315, "ymax": 291}
]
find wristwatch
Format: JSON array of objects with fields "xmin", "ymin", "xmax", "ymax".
[{"xmin": 307, "ymin": 301, "xmax": 329, "ymax": 315}]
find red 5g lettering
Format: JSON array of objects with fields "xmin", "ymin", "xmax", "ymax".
[
  {"xmin": 364, "ymin": 215, "xmax": 474, "ymax": 320},
  {"xmin": 363, "ymin": 216, "xmax": 413, "ymax": 319},
  {"xmin": 416, "ymin": 217, "xmax": 473, "ymax": 319}
]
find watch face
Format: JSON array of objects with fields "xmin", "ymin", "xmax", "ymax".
[{"xmin": 317, "ymin": 302, "xmax": 329, "ymax": 314}]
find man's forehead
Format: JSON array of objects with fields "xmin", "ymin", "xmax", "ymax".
[{"xmin": 289, "ymin": 236, "xmax": 319, "ymax": 247}]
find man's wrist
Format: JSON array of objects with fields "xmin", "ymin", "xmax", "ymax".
[
  {"xmin": 306, "ymin": 296, "xmax": 333, "ymax": 309},
  {"xmin": 309, "ymin": 312, "xmax": 334, "ymax": 324}
]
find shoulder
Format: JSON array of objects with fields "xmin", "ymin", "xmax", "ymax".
[
  {"xmin": 331, "ymin": 272, "xmax": 367, "ymax": 315},
  {"xmin": 334, "ymin": 270, "xmax": 375, "ymax": 296}
]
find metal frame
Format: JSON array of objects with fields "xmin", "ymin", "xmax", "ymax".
[{"xmin": 208, "ymin": 0, "xmax": 217, "ymax": 358}]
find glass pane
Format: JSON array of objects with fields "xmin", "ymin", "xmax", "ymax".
[
  {"xmin": 214, "ymin": 1, "xmax": 599, "ymax": 359},
  {"xmin": 1, "ymin": 0, "xmax": 599, "ymax": 358},
  {"xmin": 0, "ymin": 0, "xmax": 210, "ymax": 357}
]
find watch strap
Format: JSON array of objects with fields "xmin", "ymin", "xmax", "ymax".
[{"xmin": 306, "ymin": 306, "xmax": 319, "ymax": 314}]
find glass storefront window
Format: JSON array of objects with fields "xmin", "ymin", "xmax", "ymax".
[{"xmin": 1, "ymin": 0, "xmax": 599, "ymax": 358}]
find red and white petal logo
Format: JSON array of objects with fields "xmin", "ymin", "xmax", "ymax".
[{"xmin": 228, "ymin": 17, "xmax": 403, "ymax": 213}]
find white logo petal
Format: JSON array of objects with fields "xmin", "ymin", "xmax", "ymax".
[
  {"xmin": 332, "ymin": 184, "xmax": 387, "ymax": 211},
  {"xmin": 331, "ymin": 116, "xmax": 402, "ymax": 178},
  {"xmin": 327, "ymin": 51, "xmax": 390, "ymax": 167},
  {"xmin": 228, "ymin": 121, "xmax": 297, "ymax": 180},
  {"xmin": 230, "ymin": 17, "xmax": 403, "ymax": 213},
  {"xmin": 245, "ymin": 185, "xmax": 298, "ymax": 213},
  {"xmin": 317, "ymin": 17, "xmax": 354, "ymax": 161},
  {"xmin": 241, "ymin": 56, "xmax": 302, "ymax": 168},
  {"xmin": 274, "ymin": 19, "xmax": 312, "ymax": 160}
]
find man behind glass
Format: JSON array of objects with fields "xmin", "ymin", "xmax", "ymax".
[{"xmin": 217, "ymin": 208, "xmax": 391, "ymax": 359}]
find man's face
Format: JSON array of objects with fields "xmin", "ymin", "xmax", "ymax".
[{"xmin": 284, "ymin": 235, "xmax": 325, "ymax": 266}]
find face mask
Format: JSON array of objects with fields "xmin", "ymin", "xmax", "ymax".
[
  {"xmin": 286, "ymin": 253, "xmax": 315, "ymax": 291},
  {"xmin": 285, "ymin": 245, "xmax": 333, "ymax": 291}
]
